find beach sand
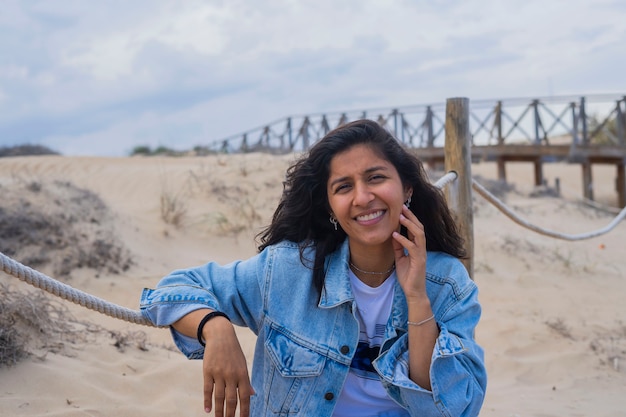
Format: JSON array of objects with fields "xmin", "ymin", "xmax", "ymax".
[{"xmin": 1, "ymin": 154, "xmax": 624, "ymax": 416}]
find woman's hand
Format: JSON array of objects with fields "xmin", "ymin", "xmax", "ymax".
[
  {"xmin": 392, "ymin": 204, "xmax": 438, "ymax": 389},
  {"xmin": 392, "ymin": 204, "xmax": 428, "ymax": 300},
  {"xmin": 202, "ymin": 317, "xmax": 255, "ymax": 417}
]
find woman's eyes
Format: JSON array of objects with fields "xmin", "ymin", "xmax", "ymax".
[
  {"xmin": 369, "ymin": 174, "xmax": 386, "ymax": 182},
  {"xmin": 334, "ymin": 175, "xmax": 387, "ymax": 193}
]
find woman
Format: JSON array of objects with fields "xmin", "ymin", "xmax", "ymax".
[{"xmin": 140, "ymin": 119, "xmax": 487, "ymax": 417}]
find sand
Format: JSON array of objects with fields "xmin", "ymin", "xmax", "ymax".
[{"xmin": 0, "ymin": 154, "xmax": 624, "ymax": 416}]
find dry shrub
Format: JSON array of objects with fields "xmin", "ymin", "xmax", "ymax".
[
  {"xmin": 110, "ymin": 330, "xmax": 150, "ymax": 353},
  {"xmin": 160, "ymin": 193, "xmax": 187, "ymax": 227},
  {"xmin": 0, "ymin": 284, "xmax": 158, "ymax": 367},
  {"xmin": 0, "ymin": 180, "xmax": 133, "ymax": 278},
  {"xmin": 0, "ymin": 283, "xmax": 81, "ymax": 366},
  {"xmin": 590, "ymin": 324, "xmax": 626, "ymax": 373},
  {"xmin": 545, "ymin": 318, "xmax": 574, "ymax": 340},
  {"xmin": 0, "ymin": 145, "xmax": 59, "ymax": 157}
]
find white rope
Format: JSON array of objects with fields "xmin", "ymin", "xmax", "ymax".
[
  {"xmin": 472, "ymin": 179, "xmax": 626, "ymax": 241},
  {"xmin": 0, "ymin": 251, "xmax": 156, "ymax": 327},
  {"xmin": 434, "ymin": 171, "xmax": 458, "ymax": 189}
]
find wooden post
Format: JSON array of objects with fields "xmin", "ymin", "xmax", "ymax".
[
  {"xmin": 287, "ymin": 117, "xmax": 293, "ymax": 150},
  {"xmin": 444, "ymin": 98, "xmax": 474, "ymax": 278},
  {"xmin": 533, "ymin": 99, "xmax": 542, "ymax": 145},
  {"xmin": 392, "ymin": 108, "xmax": 399, "ymax": 138},
  {"xmin": 582, "ymin": 160, "xmax": 593, "ymax": 201},
  {"xmin": 497, "ymin": 159, "xmax": 507, "ymax": 182},
  {"xmin": 617, "ymin": 163, "xmax": 625, "ymax": 208},
  {"xmin": 495, "ymin": 101, "xmax": 506, "ymax": 182},
  {"xmin": 495, "ymin": 100, "xmax": 503, "ymax": 146},
  {"xmin": 533, "ymin": 158, "xmax": 544, "ymax": 186},
  {"xmin": 580, "ymin": 97, "xmax": 589, "ymax": 145},
  {"xmin": 617, "ymin": 98, "xmax": 625, "ymax": 146},
  {"xmin": 426, "ymin": 106, "xmax": 434, "ymax": 147},
  {"xmin": 302, "ymin": 117, "xmax": 310, "ymax": 150}
]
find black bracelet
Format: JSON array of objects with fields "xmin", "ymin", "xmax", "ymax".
[{"xmin": 197, "ymin": 311, "xmax": 230, "ymax": 347}]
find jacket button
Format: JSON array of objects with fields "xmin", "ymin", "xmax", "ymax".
[
  {"xmin": 340, "ymin": 345, "xmax": 349, "ymax": 354},
  {"xmin": 324, "ymin": 392, "xmax": 334, "ymax": 401}
]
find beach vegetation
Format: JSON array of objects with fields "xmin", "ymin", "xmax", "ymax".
[
  {"xmin": 130, "ymin": 145, "xmax": 187, "ymax": 157},
  {"xmin": 0, "ymin": 284, "xmax": 74, "ymax": 367},
  {"xmin": 0, "ymin": 180, "xmax": 133, "ymax": 279},
  {"xmin": 0, "ymin": 144, "xmax": 60, "ymax": 157}
]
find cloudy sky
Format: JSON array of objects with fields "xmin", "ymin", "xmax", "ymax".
[{"xmin": 1, "ymin": 0, "xmax": 624, "ymax": 156}]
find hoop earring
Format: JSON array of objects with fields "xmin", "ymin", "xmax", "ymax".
[
  {"xmin": 329, "ymin": 215, "xmax": 338, "ymax": 231},
  {"xmin": 405, "ymin": 196, "xmax": 412, "ymax": 208}
]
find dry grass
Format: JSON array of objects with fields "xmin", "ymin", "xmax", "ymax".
[
  {"xmin": 109, "ymin": 329, "xmax": 150, "ymax": 353},
  {"xmin": 160, "ymin": 193, "xmax": 187, "ymax": 226},
  {"xmin": 0, "ymin": 283, "xmax": 163, "ymax": 367},
  {"xmin": 0, "ymin": 179, "xmax": 133, "ymax": 278},
  {"xmin": 0, "ymin": 283, "xmax": 84, "ymax": 366},
  {"xmin": 167, "ymin": 161, "xmax": 268, "ymax": 236},
  {"xmin": 545, "ymin": 318, "xmax": 574, "ymax": 340}
]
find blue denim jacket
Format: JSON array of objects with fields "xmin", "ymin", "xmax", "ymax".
[{"xmin": 140, "ymin": 239, "xmax": 486, "ymax": 416}]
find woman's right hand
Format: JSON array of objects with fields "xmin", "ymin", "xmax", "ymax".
[{"xmin": 202, "ymin": 316, "xmax": 255, "ymax": 417}]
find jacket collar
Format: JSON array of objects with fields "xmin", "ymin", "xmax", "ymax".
[
  {"xmin": 319, "ymin": 239, "xmax": 353, "ymax": 308},
  {"xmin": 318, "ymin": 239, "xmax": 409, "ymax": 331}
]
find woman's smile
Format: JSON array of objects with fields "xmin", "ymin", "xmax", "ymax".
[{"xmin": 355, "ymin": 209, "xmax": 386, "ymax": 223}]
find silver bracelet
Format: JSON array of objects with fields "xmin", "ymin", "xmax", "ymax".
[{"xmin": 407, "ymin": 314, "xmax": 435, "ymax": 327}]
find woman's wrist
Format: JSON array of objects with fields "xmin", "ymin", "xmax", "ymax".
[
  {"xmin": 405, "ymin": 292, "xmax": 430, "ymax": 307},
  {"xmin": 197, "ymin": 311, "xmax": 231, "ymax": 346},
  {"xmin": 406, "ymin": 295, "xmax": 433, "ymax": 320}
]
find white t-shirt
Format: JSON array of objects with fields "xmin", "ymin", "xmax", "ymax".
[{"xmin": 332, "ymin": 270, "xmax": 410, "ymax": 417}]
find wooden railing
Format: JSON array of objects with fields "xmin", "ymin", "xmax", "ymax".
[{"xmin": 204, "ymin": 94, "xmax": 626, "ymax": 154}]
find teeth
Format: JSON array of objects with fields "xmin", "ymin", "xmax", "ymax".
[{"xmin": 357, "ymin": 210, "xmax": 383, "ymax": 221}]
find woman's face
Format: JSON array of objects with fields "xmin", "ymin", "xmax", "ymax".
[{"xmin": 326, "ymin": 144, "xmax": 411, "ymax": 251}]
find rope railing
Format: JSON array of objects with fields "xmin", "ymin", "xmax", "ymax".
[
  {"xmin": 472, "ymin": 179, "xmax": 626, "ymax": 241},
  {"xmin": 1, "ymin": 169, "xmax": 624, "ymax": 327},
  {"xmin": 434, "ymin": 171, "xmax": 458, "ymax": 189},
  {"xmin": 0, "ymin": 250, "xmax": 156, "ymax": 327}
]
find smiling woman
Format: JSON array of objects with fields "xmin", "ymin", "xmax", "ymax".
[{"xmin": 141, "ymin": 119, "xmax": 486, "ymax": 417}]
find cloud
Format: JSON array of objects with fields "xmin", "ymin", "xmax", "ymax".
[{"xmin": 0, "ymin": 0, "xmax": 624, "ymax": 155}]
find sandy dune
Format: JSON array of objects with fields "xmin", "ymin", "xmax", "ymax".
[{"xmin": 1, "ymin": 154, "xmax": 624, "ymax": 416}]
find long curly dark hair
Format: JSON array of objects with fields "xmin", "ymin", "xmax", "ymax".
[{"xmin": 256, "ymin": 119, "xmax": 466, "ymax": 296}]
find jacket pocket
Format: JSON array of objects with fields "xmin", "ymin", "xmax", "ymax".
[{"xmin": 264, "ymin": 323, "xmax": 326, "ymax": 414}]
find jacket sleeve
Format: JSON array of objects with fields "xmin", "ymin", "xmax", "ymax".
[
  {"xmin": 139, "ymin": 250, "xmax": 267, "ymax": 358},
  {"xmin": 374, "ymin": 267, "xmax": 487, "ymax": 416}
]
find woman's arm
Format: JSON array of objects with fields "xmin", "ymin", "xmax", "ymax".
[
  {"xmin": 173, "ymin": 309, "xmax": 255, "ymax": 417},
  {"xmin": 141, "ymin": 254, "xmax": 267, "ymax": 417},
  {"xmin": 405, "ymin": 296, "xmax": 439, "ymax": 390},
  {"xmin": 393, "ymin": 204, "xmax": 439, "ymax": 389}
]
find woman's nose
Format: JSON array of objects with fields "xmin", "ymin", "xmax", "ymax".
[{"xmin": 353, "ymin": 183, "xmax": 373, "ymax": 206}]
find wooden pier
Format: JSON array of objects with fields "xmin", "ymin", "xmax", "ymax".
[{"xmin": 415, "ymin": 144, "xmax": 626, "ymax": 207}]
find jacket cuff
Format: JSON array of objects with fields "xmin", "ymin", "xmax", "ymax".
[
  {"xmin": 375, "ymin": 323, "xmax": 466, "ymax": 391},
  {"xmin": 140, "ymin": 287, "xmax": 221, "ymax": 359}
]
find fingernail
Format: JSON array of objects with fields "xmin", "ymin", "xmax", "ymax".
[{"xmin": 205, "ymin": 407, "xmax": 211, "ymax": 413}]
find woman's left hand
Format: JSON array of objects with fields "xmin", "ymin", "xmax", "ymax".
[{"xmin": 392, "ymin": 204, "xmax": 427, "ymax": 300}]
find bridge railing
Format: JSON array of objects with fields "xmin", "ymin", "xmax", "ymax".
[{"xmin": 205, "ymin": 94, "xmax": 626, "ymax": 154}]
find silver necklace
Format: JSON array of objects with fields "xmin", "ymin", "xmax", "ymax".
[{"xmin": 349, "ymin": 262, "xmax": 395, "ymax": 275}]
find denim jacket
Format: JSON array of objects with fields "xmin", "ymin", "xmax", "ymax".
[{"xmin": 140, "ymin": 239, "xmax": 486, "ymax": 416}]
